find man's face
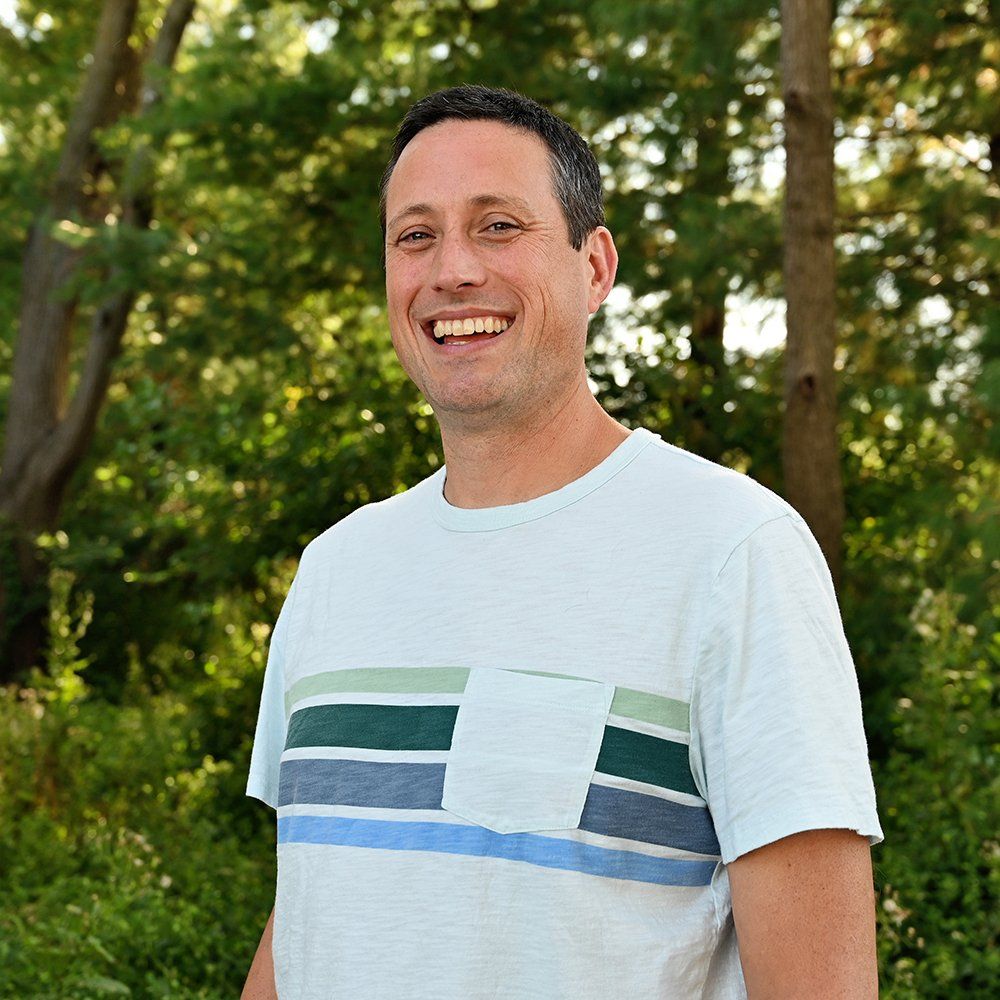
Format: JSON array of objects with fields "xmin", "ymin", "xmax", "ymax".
[{"xmin": 384, "ymin": 118, "xmax": 610, "ymax": 428}]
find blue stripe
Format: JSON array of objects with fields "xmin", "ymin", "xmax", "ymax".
[
  {"xmin": 278, "ymin": 814, "xmax": 717, "ymax": 888},
  {"xmin": 279, "ymin": 758, "xmax": 445, "ymax": 810},
  {"xmin": 583, "ymin": 783, "xmax": 720, "ymax": 856},
  {"xmin": 278, "ymin": 758, "xmax": 721, "ymax": 856}
]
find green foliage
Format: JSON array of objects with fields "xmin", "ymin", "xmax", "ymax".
[
  {"xmin": 0, "ymin": 584, "xmax": 275, "ymax": 998},
  {"xmin": 1, "ymin": 0, "xmax": 996, "ymax": 993},
  {"xmin": 873, "ymin": 591, "xmax": 999, "ymax": 998}
]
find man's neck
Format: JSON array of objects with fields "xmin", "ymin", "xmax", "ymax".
[{"xmin": 436, "ymin": 384, "xmax": 632, "ymax": 509}]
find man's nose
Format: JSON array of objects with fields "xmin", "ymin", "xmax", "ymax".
[{"xmin": 430, "ymin": 233, "xmax": 487, "ymax": 291}]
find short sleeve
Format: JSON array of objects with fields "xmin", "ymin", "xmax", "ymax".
[
  {"xmin": 690, "ymin": 513, "xmax": 883, "ymax": 864},
  {"xmin": 246, "ymin": 574, "xmax": 300, "ymax": 810}
]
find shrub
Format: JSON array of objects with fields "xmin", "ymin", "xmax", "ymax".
[
  {"xmin": 0, "ymin": 578, "xmax": 276, "ymax": 998},
  {"xmin": 873, "ymin": 589, "xmax": 999, "ymax": 998}
]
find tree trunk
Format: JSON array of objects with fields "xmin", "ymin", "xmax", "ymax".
[
  {"xmin": 0, "ymin": 0, "xmax": 197, "ymax": 684},
  {"xmin": 780, "ymin": 0, "xmax": 845, "ymax": 586}
]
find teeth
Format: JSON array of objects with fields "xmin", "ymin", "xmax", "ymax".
[{"xmin": 431, "ymin": 316, "xmax": 511, "ymax": 338}]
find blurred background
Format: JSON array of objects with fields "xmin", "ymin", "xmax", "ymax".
[{"xmin": 0, "ymin": 1, "xmax": 996, "ymax": 996}]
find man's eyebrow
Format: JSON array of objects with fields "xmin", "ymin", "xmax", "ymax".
[
  {"xmin": 467, "ymin": 194, "xmax": 533, "ymax": 213},
  {"xmin": 387, "ymin": 194, "xmax": 534, "ymax": 233},
  {"xmin": 387, "ymin": 203, "xmax": 434, "ymax": 233}
]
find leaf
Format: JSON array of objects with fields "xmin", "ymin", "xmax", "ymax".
[{"xmin": 74, "ymin": 976, "xmax": 132, "ymax": 997}]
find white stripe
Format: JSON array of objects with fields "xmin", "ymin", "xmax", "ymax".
[
  {"xmin": 606, "ymin": 712, "xmax": 690, "ymax": 744},
  {"xmin": 280, "ymin": 749, "xmax": 706, "ymax": 804},
  {"xmin": 591, "ymin": 772, "xmax": 706, "ymax": 808},
  {"xmin": 281, "ymin": 746, "xmax": 450, "ymax": 763},
  {"xmin": 289, "ymin": 691, "xmax": 462, "ymax": 713}
]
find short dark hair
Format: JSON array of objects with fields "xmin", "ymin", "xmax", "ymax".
[{"xmin": 379, "ymin": 84, "xmax": 606, "ymax": 257}]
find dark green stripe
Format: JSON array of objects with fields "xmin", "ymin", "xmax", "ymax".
[
  {"xmin": 596, "ymin": 726, "xmax": 698, "ymax": 797},
  {"xmin": 285, "ymin": 704, "xmax": 457, "ymax": 751},
  {"xmin": 285, "ymin": 704, "xmax": 698, "ymax": 798}
]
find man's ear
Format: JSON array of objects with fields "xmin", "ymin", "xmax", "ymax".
[{"xmin": 585, "ymin": 226, "xmax": 619, "ymax": 315}]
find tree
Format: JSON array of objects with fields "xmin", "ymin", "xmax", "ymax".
[
  {"xmin": 0, "ymin": 0, "xmax": 197, "ymax": 682},
  {"xmin": 780, "ymin": 0, "xmax": 845, "ymax": 583}
]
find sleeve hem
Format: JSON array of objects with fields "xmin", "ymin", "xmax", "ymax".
[
  {"xmin": 246, "ymin": 781, "xmax": 279, "ymax": 811},
  {"xmin": 721, "ymin": 810, "xmax": 884, "ymax": 865}
]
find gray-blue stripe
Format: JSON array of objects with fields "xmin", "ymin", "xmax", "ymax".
[{"xmin": 278, "ymin": 758, "xmax": 720, "ymax": 856}]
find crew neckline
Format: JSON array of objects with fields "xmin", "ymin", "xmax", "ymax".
[{"xmin": 431, "ymin": 427, "xmax": 658, "ymax": 532}]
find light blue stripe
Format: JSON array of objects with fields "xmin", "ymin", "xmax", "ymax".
[{"xmin": 278, "ymin": 814, "xmax": 716, "ymax": 888}]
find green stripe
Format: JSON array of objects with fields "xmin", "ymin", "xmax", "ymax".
[
  {"xmin": 286, "ymin": 668, "xmax": 469, "ymax": 715},
  {"xmin": 286, "ymin": 703, "xmax": 457, "ymax": 751},
  {"xmin": 284, "ymin": 704, "xmax": 698, "ymax": 798},
  {"xmin": 609, "ymin": 683, "xmax": 688, "ymax": 732},
  {"xmin": 286, "ymin": 667, "xmax": 689, "ymax": 733},
  {"xmin": 596, "ymin": 726, "xmax": 699, "ymax": 797}
]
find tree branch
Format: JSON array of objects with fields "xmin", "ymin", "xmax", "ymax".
[
  {"xmin": 51, "ymin": 0, "xmax": 141, "ymax": 218},
  {"xmin": 46, "ymin": 0, "xmax": 198, "ymax": 484}
]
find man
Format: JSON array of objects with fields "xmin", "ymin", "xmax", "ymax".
[{"xmin": 242, "ymin": 85, "xmax": 882, "ymax": 999}]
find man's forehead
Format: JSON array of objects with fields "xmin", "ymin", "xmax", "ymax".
[
  {"xmin": 387, "ymin": 193, "xmax": 535, "ymax": 233},
  {"xmin": 385, "ymin": 119, "xmax": 557, "ymax": 222}
]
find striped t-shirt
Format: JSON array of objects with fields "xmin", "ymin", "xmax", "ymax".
[{"xmin": 247, "ymin": 427, "xmax": 882, "ymax": 999}]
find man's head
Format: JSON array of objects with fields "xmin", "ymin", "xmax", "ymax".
[
  {"xmin": 381, "ymin": 85, "xmax": 618, "ymax": 430},
  {"xmin": 379, "ymin": 85, "xmax": 607, "ymax": 255}
]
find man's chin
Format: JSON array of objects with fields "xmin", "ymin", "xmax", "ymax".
[{"xmin": 425, "ymin": 390, "xmax": 520, "ymax": 430}]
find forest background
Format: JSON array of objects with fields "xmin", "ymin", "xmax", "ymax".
[{"xmin": 0, "ymin": 0, "xmax": 996, "ymax": 997}]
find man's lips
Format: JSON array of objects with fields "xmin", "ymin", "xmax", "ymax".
[{"xmin": 419, "ymin": 313, "xmax": 516, "ymax": 345}]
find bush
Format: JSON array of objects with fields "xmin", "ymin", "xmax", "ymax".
[
  {"xmin": 0, "ymin": 583, "xmax": 276, "ymax": 998},
  {"xmin": 873, "ymin": 589, "xmax": 999, "ymax": 998}
]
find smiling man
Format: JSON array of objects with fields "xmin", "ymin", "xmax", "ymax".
[
  {"xmin": 242, "ymin": 85, "xmax": 883, "ymax": 1000},
  {"xmin": 383, "ymin": 107, "xmax": 629, "ymax": 491}
]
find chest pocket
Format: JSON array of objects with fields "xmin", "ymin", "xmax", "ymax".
[{"xmin": 441, "ymin": 667, "xmax": 615, "ymax": 834}]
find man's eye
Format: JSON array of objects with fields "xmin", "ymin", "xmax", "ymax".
[
  {"xmin": 487, "ymin": 221, "xmax": 518, "ymax": 233},
  {"xmin": 399, "ymin": 231, "xmax": 431, "ymax": 243}
]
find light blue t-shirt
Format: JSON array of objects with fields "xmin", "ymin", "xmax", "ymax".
[{"xmin": 247, "ymin": 427, "xmax": 883, "ymax": 999}]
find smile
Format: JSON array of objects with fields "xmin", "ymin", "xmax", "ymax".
[{"xmin": 421, "ymin": 314, "xmax": 514, "ymax": 346}]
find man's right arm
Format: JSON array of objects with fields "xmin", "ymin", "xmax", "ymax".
[{"xmin": 241, "ymin": 905, "xmax": 277, "ymax": 1000}]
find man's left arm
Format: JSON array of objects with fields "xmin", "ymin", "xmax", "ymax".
[{"xmin": 728, "ymin": 828, "xmax": 878, "ymax": 999}]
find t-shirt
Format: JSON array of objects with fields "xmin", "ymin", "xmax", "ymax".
[{"xmin": 246, "ymin": 427, "xmax": 883, "ymax": 999}]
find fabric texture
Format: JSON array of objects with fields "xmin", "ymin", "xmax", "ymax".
[{"xmin": 246, "ymin": 427, "xmax": 883, "ymax": 999}]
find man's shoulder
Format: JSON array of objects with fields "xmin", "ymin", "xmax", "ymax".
[
  {"xmin": 632, "ymin": 433, "xmax": 804, "ymax": 545},
  {"xmin": 297, "ymin": 467, "xmax": 440, "ymax": 568}
]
